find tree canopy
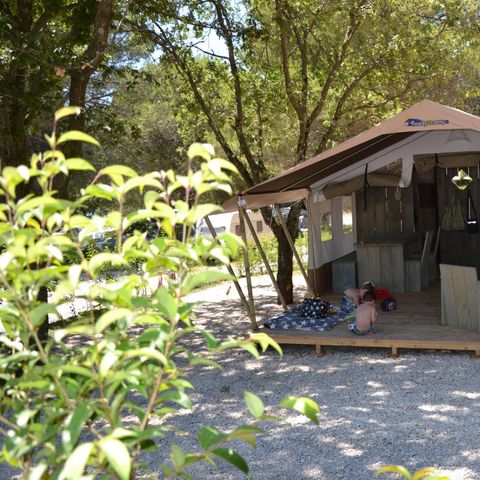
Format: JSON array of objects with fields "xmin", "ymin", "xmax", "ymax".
[{"xmin": 1, "ymin": 0, "xmax": 479, "ymax": 300}]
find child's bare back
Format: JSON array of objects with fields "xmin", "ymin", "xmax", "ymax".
[{"xmin": 348, "ymin": 289, "xmax": 378, "ymax": 335}]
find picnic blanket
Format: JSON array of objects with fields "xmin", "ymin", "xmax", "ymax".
[{"xmin": 263, "ymin": 302, "xmax": 355, "ymax": 332}]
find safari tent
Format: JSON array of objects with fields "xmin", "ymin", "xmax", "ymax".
[{"xmin": 220, "ymin": 100, "xmax": 480, "ymax": 356}]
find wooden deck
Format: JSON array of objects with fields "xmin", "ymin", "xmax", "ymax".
[{"xmin": 264, "ymin": 284, "xmax": 480, "ymax": 357}]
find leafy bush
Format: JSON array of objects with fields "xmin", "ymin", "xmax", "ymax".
[{"xmin": 0, "ymin": 108, "xmax": 320, "ymax": 479}]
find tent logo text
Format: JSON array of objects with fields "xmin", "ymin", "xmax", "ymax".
[{"xmin": 404, "ymin": 117, "xmax": 450, "ymax": 127}]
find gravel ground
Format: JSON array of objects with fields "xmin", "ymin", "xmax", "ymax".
[
  {"xmin": 150, "ymin": 275, "xmax": 480, "ymax": 480},
  {"xmin": 2, "ymin": 275, "xmax": 480, "ymax": 479}
]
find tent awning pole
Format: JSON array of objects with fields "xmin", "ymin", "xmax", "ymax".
[
  {"xmin": 204, "ymin": 215, "xmax": 257, "ymax": 330},
  {"xmin": 273, "ymin": 203, "xmax": 313, "ymax": 294},
  {"xmin": 306, "ymin": 195, "xmax": 319, "ymax": 295},
  {"xmin": 237, "ymin": 206, "xmax": 258, "ymax": 329},
  {"xmin": 241, "ymin": 206, "xmax": 289, "ymax": 311}
]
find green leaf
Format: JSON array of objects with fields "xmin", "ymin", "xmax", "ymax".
[
  {"xmin": 62, "ymin": 404, "xmax": 93, "ymax": 455},
  {"xmin": 158, "ymin": 390, "xmax": 192, "ymax": 409},
  {"xmin": 412, "ymin": 468, "xmax": 446, "ymax": 480},
  {"xmin": 244, "ymin": 391, "xmax": 265, "ymax": 418},
  {"xmin": 184, "ymin": 204, "xmax": 222, "ymax": 225},
  {"xmin": 250, "ymin": 332, "xmax": 282, "ymax": 356},
  {"xmin": 59, "ymin": 442, "xmax": 93, "ymax": 480},
  {"xmin": 171, "ymin": 444, "xmax": 186, "ymax": 469},
  {"xmin": 30, "ymin": 304, "xmax": 58, "ymax": 327},
  {"xmin": 228, "ymin": 425, "xmax": 264, "ymax": 448},
  {"xmin": 198, "ymin": 426, "xmax": 226, "ymax": 449},
  {"xmin": 99, "ymin": 351, "xmax": 120, "ymax": 377},
  {"xmin": 125, "ymin": 348, "xmax": 168, "ymax": 365},
  {"xmin": 89, "ymin": 253, "xmax": 128, "ymax": 276},
  {"xmin": 239, "ymin": 342, "xmax": 259, "ymax": 358},
  {"xmin": 201, "ymin": 331, "xmax": 218, "ymax": 349},
  {"xmin": 183, "ymin": 270, "xmax": 232, "ymax": 293},
  {"xmin": 95, "ymin": 308, "xmax": 133, "ymax": 333},
  {"xmin": 54, "ymin": 325, "xmax": 95, "ymax": 342},
  {"xmin": 16, "ymin": 409, "xmax": 38, "ymax": 428},
  {"xmin": 55, "ymin": 106, "xmax": 81, "ymax": 122},
  {"xmin": 66, "ymin": 158, "xmax": 96, "ymax": 172},
  {"xmin": 375, "ymin": 466, "xmax": 412, "ymax": 479},
  {"xmin": 16, "ymin": 165, "xmax": 30, "ymax": 181},
  {"xmin": 188, "ymin": 143, "xmax": 214, "ymax": 160},
  {"xmin": 121, "ymin": 175, "xmax": 164, "ymax": 194},
  {"xmin": 211, "ymin": 448, "xmax": 249, "ymax": 475},
  {"xmin": 154, "ymin": 287, "xmax": 177, "ymax": 320},
  {"xmin": 210, "ymin": 157, "xmax": 239, "ymax": 174},
  {"xmin": 100, "ymin": 165, "xmax": 137, "ymax": 178},
  {"xmin": 27, "ymin": 463, "xmax": 48, "ymax": 480},
  {"xmin": 83, "ymin": 184, "xmax": 116, "ymax": 201},
  {"xmin": 279, "ymin": 396, "xmax": 320, "ymax": 425},
  {"xmin": 57, "ymin": 130, "xmax": 100, "ymax": 146},
  {"xmin": 188, "ymin": 355, "xmax": 222, "ymax": 369},
  {"xmin": 98, "ymin": 439, "xmax": 131, "ymax": 480}
]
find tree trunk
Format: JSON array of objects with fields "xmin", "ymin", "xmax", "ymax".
[
  {"xmin": 61, "ymin": 0, "xmax": 115, "ymax": 198},
  {"xmin": 276, "ymin": 230, "xmax": 294, "ymax": 304},
  {"xmin": 0, "ymin": 75, "xmax": 31, "ymax": 170},
  {"xmin": 267, "ymin": 202, "xmax": 303, "ymax": 304}
]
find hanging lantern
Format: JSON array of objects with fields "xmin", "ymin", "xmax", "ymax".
[{"xmin": 451, "ymin": 169, "xmax": 473, "ymax": 190}]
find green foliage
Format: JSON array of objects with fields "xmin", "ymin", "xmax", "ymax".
[
  {"xmin": 234, "ymin": 232, "xmax": 308, "ymax": 276},
  {"xmin": 0, "ymin": 112, "xmax": 320, "ymax": 479}
]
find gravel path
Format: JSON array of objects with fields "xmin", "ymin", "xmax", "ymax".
[
  {"xmin": 2, "ymin": 275, "xmax": 480, "ymax": 479},
  {"xmin": 154, "ymin": 275, "xmax": 480, "ymax": 479}
]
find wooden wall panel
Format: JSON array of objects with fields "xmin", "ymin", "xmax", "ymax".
[
  {"xmin": 356, "ymin": 184, "xmax": 415, "ymax": 242},
  {"xmin": 386, "ymin": 187, "xmax": 402, "ymax": 233},
  {"xmin": 373, "ymin": 188, "xmax": 387, "ymax": 233},
  {"xmin": 401, "ymin": 184, "xmax": 415, "ymax": 232}
]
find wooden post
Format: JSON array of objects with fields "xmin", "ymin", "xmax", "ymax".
[
  {"xmin": 306, "ymin": 196, "xmax": 319, "ymax": 295},
  {"xmin": 273, "ymin": 203, "xmax": 313, "ymax": 294},
  {"xmin": 238, "ymin": 205, "xmax": 257, "ymax": 328},
  {"xmin": 315, "ymin": 344, "xmax": 325, "ymax": 357},
  {"xmin": 389, "ymin": 345, "xmax": 399, "ymax": 358},
  {"xmin": 204, "ymin": 216, "xmax": 258, "ymax": 330},
  {"xmin": 241, "ymin": 207, "xmax": 289, "ymax": 311}
]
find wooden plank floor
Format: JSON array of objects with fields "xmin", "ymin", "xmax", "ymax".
[{"xmin": 264, "ymin": 283, "xmax": 480, "ymax": 357}]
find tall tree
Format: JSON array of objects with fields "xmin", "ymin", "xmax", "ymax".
[
  {"xmin": 131, "ymin": 0, "xmax": 479, "ymax": 302},
  {"xmin": 0, "ymin": 0, "xmax": 116, "ymax": 177}
]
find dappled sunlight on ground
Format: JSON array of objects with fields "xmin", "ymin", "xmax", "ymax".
[
  {"xmin": 144, "ymin": 275, "xmax": 480, "ymax": 479},
  {"xmin": 3, "ymin": 275, "xmax": 479, "ymax": 479}
]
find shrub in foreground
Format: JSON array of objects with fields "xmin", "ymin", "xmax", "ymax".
[{"xmin": 0, "ymin": 108, "xmax": 320, "ymax": 479}]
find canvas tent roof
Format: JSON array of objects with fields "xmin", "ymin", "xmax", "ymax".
[{"xmin": 223, "ymin": 100, "xmax": 480, "ymax": 210}]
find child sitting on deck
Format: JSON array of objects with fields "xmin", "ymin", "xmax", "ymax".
[
  {"xmin": 343, "ymin": 281, "xmax": 375, "ymax": 308},
  {"xmin": 348, "ymin": 290, "xmax": 377, "ymax": 335}
]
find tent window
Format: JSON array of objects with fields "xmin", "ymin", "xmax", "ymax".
[
  {"xmin": 256, "ymin": 221, "xmax": 263, "ymax": 233},
  {"xmin": 235, "ymin": 225, "xmax": 241, "ymax": 235},
  {"xmin": 342, "ymin": 196, "xmax": 353, "ymax": 235},
  {"xmin": 321, "ymin": 210, "xmax": 332, "ymax": 241}
]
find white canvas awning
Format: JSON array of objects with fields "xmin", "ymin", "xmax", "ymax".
[
  {"xmin": 221, "ymin": 188, "xmax": 308, "ymax": 212},
  {"xmin": 310, "ymin": 129, "xmax": 480, "ymax": 202}
]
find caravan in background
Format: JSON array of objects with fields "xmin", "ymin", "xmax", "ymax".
[{"xmin": 195, "ymin": 207, "xmax": 308, "ymax": 239}]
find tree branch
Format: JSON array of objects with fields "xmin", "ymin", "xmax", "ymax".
[
  {"xmin": 133, "ymin": 20, "xmax": 254, "ymax": 185},
  {"xmin": 210, "ymin": 0, "xmax": 265, "ymax": 182},
  {"xmin": 274, "ymin": 0, "xmax": 302, "ymax": 117},
  {"xmin": 307, "ymin": 1, "xmax": 365, "ymax": 127}
]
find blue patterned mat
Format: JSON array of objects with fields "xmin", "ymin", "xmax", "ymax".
[{"xmin": 263, "ymin": 303, "xmax": 355, "ymax": 331}]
